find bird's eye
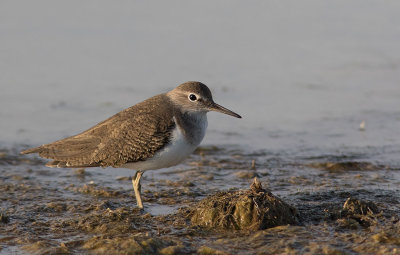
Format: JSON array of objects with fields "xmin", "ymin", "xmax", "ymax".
[{"xmin": 188, "ymin": 94, "xmax": 197, "ymax": 101}]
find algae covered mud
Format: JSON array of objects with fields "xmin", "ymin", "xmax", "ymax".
[{"xmin": 1, "ymin": 145, "xmax": 400, "ymax": 254}]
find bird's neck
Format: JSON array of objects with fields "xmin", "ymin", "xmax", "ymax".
[{"xmin": 174, "ymin": 111, "xmax": 208, "ymax": 146}]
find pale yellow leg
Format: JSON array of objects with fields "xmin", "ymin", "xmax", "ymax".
[{"xmin": 132, "ymin": 171, "xmax": 144, "ymax": 209}]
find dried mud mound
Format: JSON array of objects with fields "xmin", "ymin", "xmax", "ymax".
[
  {"xmin": 336, "ymin": 197, "xmax": 382, "ymax": 228},
  {"xmin": 190, "ymin": 178, "xmax": 297, "ymax": 230},
  {"xmin": 342, "ymin": 197, "xmax": 380, "ymax": 216},
  {"xmin": 308, "ymin": 161, "xmax": 383, "ymax": 172}
]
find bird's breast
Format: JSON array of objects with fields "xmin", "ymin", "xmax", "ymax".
[
  {"xmin": 123, "ymin": 113, "xmax": 208, "ymax": 171},
  {"xmin": 123, "ymin": 124, "xmax": 200, "ymax": 171}
]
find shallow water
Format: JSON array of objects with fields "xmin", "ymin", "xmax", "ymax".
[{"xmin": 1, "ymin": 0, "xmax": 400, "ymax": 254}]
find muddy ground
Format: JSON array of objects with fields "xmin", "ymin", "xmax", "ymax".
[{"xmin": 1, "ymin": 146, "xmax": 400, "ymax": 254}]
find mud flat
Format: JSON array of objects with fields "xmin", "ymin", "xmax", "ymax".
[{"xmin": 0, "ymin": 146, "xmax": 400, "ymax": 254}]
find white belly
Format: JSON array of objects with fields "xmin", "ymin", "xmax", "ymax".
[{"xmin": 123, "ymin": 116, "xmax": 207, "ymax": 171}]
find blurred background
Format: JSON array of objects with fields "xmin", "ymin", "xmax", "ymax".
[{"xmin": 1, "ymin": 0, "xmax": 399, "ymax": 165}]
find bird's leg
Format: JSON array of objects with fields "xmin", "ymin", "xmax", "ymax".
[{"xmin": 132, "ymin": 170, "xmax": 144, "ymax": 209}]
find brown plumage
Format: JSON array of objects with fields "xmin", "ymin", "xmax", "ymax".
[
  {"xmin": 21, "ymin": 93, "xmax": 176, "ymax": 168},
  {"xmin": 21, "ymin": 81, "xmax": 242, "ymax": 209}
]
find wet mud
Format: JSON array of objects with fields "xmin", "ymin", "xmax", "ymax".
[{"xmin": 1, "ymin": 146, "xmax": 400, "ymax": 254}]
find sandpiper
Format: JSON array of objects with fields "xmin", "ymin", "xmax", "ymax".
[{"xmin": 21, "ymin": 81, "xmax": 241, "ymax": 209}]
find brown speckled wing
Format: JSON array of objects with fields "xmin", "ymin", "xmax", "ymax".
[{"xmin": 21, "ymin": 94, "xmax": 176, "ymax": 168}]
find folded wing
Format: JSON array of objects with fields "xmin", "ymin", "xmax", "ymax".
[{"xmin": 21, "ymin": 95, "xmax": 175, "ymax": 168}]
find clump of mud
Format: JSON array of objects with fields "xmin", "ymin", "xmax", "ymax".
[
  {"xmin": 337, "ymin": 197, "xmax": 381, "ymax": 228},
  {"xmin": 190, "ymin": 178, "xmax": 297, "ymax": 230},
  {"xmin": 308, "ymin": 161, "xmax": 382, "ymax": 172},
  {"xmin": 0, "ymin": 211, "xmax": 10, "ymax": 224},
  {"xmin": 342, "ymin": 197, "xmax": 380, "ymax": 216}
]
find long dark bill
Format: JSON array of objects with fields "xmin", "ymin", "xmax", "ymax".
[{"xmin": 210, "ymin": 103, "xmax": 242, "ymax": 118}]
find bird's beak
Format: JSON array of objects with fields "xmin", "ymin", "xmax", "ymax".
[{"xmin": 209, "ymin": 102, "xmax": 242, "ymax": 118}]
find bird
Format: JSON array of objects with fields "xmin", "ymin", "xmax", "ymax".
[{"xmin": 21, "ymin": 81, "xmax": 241, "ymax": 209}]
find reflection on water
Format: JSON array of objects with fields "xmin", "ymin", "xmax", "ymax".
[{"xmin": 146, "ymin": 204, "xmax": 179, "ymax": 216}]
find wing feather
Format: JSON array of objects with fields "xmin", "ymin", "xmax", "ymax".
[{"xmin": 21, "ymin": 94, "xmax": 176, "ymax": 168}]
